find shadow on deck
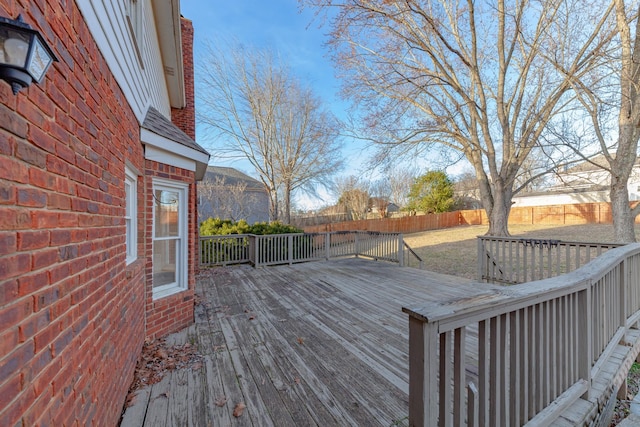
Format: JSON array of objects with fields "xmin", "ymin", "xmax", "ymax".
[{"xmin": 120, "ymin": 258, "xmax": 478, "ymax": 426}]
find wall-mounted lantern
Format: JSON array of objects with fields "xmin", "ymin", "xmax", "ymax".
[{"xmin": 0, "ymin": 15, "xmax": 57, "ymax": 95}]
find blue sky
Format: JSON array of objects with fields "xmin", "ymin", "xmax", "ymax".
[{"xmin": 181, "ymin": 1, "xmax": 373, "ymax": 207}]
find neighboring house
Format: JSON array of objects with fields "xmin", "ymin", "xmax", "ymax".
[
  {"xmin": 367, "ymin": 198, "xmax": 400, "ymax": 218},
  {"xmin": 0, "ymin": 1, "xmax": 209, "ymax": 426},
  {"xmin": 513, "ymin": 155, "xmax": 640, "ymax": 207},
  {"xmin": 198, "ymin": 166, "xmax": 270, "ymax": 224}
]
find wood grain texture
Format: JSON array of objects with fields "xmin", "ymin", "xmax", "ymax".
[{"xmin": 122, "ymin": 258, "xmax": 475, "ymax": 426}]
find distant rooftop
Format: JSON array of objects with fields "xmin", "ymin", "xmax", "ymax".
[{"xmin": 204, "ymin": 166, "xmax": 265, "ymax": 191}]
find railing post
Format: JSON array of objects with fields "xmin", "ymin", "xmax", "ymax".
[
  {"xmin": 577, "ymin": 284, "xmax": 592, "ymax": 399},
  {"xmin": 288, "ymin": 234, "xmax": 294, "ymax": 265},
  {"xmin": 408, "ymin": 316, "xmax": 439, "ymax": 427},
  {"xmin": 398, "ymin": 233, "xmax": 404, "ymax": 267},
  {"xmin": 477, "ymin": 237, "xmax": 484, "ymax": 281},
  {"xmin": 325, "ymin": 232, "xmax": 330, "ymax": 260},
  {"xmin": 355, "ymin": 232, "xmax": 360, "ymax": 257},
  {"xmin": 620, "ymin": 258, "xmax": 627, "ymax": 327}
]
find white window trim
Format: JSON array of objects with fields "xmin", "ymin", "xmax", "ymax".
[
  {"xmin": 125, "ymin": 166, "xmax": 138, "ymax": 265},
  {"xmin": 152, "ymin": 178, "xmax": 189, "ymax": 300}
]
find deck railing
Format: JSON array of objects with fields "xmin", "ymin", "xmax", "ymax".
[
  {"xmin": 404, "ymin": 243, "xmax": 640, "ymax": 427},
  {"xmin": 478, "ymin": 236, "xmax": 622, "ymax": 284},
  {"xmin": 404, "ymin": 241, "xmax": 424, "ymax": 270},
  {"xmin": 200, "ymin": 231, "xmax": 405, "ymax": 268}
]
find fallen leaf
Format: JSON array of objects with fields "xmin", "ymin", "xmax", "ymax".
[
  {"xmin": 214, "ymin": 396, "xmax": 228, "ymax": 407},
  {"xmin": 294, "ymin": 377, "xmax": 301, "ymax": 385},
  {"xmin": 297, "ymin": 337, "xmax": 304, "ymax": 345},
  {"xmin": 248, "ymin": 315, "xmax": 255, "ymax": 320},
  {"xmin": 233, "ymin": 402, "xmax": 246, "ymax": 417}
]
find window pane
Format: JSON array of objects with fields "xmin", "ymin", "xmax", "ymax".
[
  {"xmin": 154, "ymin": 189, "xmax": 179, "ymax": 237},
  {"xmin": 153, "ymin": 239, "xmax": 177, "ymax": 287},
  {"xmin": 125, "ymin": 181, "xmax": 131, "ymax": 217}
]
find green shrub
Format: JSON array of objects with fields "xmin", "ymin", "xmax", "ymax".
[
  {"xmin": 199, "ymin": 218, "xmax": 302, "ymax": 236},
  {"xmin": 199, "ymin": 219, "xmax": 307, "ymax": 265},
  {"xmin": 199, "ymin": 218, "xmax": 250, "ymax": 236}
]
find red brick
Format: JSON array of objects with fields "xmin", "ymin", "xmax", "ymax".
[
  {"xmin": 0, "ymin": 253, "xmax": 30, "ymax": 280},
  {"xmin": 57, "ymin": 212, "xmax": 78, "ymax": 227},
  {"xmin": 56, "ymin": 140, "xmax": 75, "ymax": 164},
  {"xmin": 34, "ymin": 321, "xmax": 60, "ymax": 353},
  {"xmin": 0, "ymin": 339, "xmax": 35, "ymax": 382},
  {"xmin": 18, "ymin": 309, "xmax": 50, "ymax": 343},
  {"xmin": 17, "ymin": 97, "xmax": 46, "ymax": 129},
  {"xmin": 15, "ymin": 140, "xmax": 46, "ymax": 168},
  {"xmin": 17, "ymin": 271, "xmax": 49, "ymax": 296},
  {"xmin": 29, "ymin": 167, "xmax": 57, "ymax": 190},
  {"xmin": 0, "ymin": 103, "xmax": 28, "ymax": 138},
  {"xmin": 32, "ymin": 248, "xmax": 59, "ymax": 270},
  {"xmin": 48, "ymin": 193, "xmax": 71, "ymax": 210},
  {"xmin": 46, "ymin": 154, "xmax": 69, "ymax": 176},
  {"xmin": 29, "ymin": 126, "xmax": 58, "ymax": 155},
  {"xmin": 48, "ymin": 263, "xmax": 71, "ymax": 286},
  {"xmin": 30, "ymin": 363, "xmax": 57, "ymax": 404},
  {"xmin": 50, "ymin": 122, "xmax": 72, "ymax": 146},
  {"xmin": 0, "ymin": 155, "xmax": 29, "ymax": 183},
  {"xmin": 17, "ymin": 230, "xmax": 50, "ymax": 251},
  {"xmin": 0, "ymin": 374, "xmax": 23, "ymax": 414},
  {"xmin": 31, "ymin": 210, "xmax": 59, "ymax": 228},
  {"xmin": 0, "ymin": 232, "xmax": 17, "ymax": 256},
  {"xmin": 17, "ymin": 187, "xmax": 47, "ymax": 207},
  {"xmin": 0, "ymin": 388, "xmax": 35, "ymax": 427},
  {"xmin": 0, "ymin": 185, "xmax": 15, "ymax": 204},
  {"xmin": 0, "ymin": 328, "xmax": 18, "ymax": 359},
  {"xmin": 0, "ymin": 279, "xmax": 18, "ymax": 307}
]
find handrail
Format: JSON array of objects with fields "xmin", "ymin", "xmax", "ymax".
[
  {"xmin": 404, "ymin": 243, "xmax": 640, "ymax": 426},
  {"xmin": 199, "ymin": 231, "xmax": 405, "ymax": 268},
  {"xmin": 403, "ymin": 241, "xmax": 424, "ymax": 269},
  {"xmin": 477, "ymin": 235, "xmax": 622, "ymax": 284}
]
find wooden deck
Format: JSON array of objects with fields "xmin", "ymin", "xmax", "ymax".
[{"xmin": 120, "ymin": 258, "xmax": 482, "ymax": 426}]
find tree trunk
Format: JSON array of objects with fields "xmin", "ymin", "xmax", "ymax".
[
  {"xmin": 283, "ymin": 185, "xmax": 292, "ymax": 225},
  {"xmin": 486, "ymin": 188, "xmax": 512, "ymax": 236},
  {"xmin": 611, "ymin": 171, "xmax": 636, "ymax": 242},
  {"xmin": 269, "ymin": 187, "xmax": 279, "ymax": 222}
]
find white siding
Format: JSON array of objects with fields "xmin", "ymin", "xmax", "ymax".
[{"xmin": 75, "ymin": 0, "xmax": 172, "ymax": 122}]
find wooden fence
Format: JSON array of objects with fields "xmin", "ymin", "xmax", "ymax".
[
  {"xmin": 403, "ymin": 243, "xmax": 640, "ymax": 426},
  {"xmin": 199, "ymin": 231, "xmax": 405, "ymax": 268},
  {"xmin": 477, "ymin": 236, "xmax": 622, "ymax": 284},
  {"xmin": 302, "ymin": 202, "xmax": 638, "ymax": 235}
]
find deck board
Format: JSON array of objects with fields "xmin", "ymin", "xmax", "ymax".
[{"xmin": 122, "ymin": 258, "xmax": 481, "ymax": 426}]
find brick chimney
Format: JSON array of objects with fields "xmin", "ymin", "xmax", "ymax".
[{"xmin": 171, "ymin": 16, "xmax": 195, "ymax": 140}]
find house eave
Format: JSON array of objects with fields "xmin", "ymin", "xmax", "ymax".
[{"xmin": 152, "ymin": 0, "xmax": 185, "ymax": 108}]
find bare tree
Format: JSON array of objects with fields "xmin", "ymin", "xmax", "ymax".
[
  {"xmin": 384, "ymin": 165, "xmax": 417, "ymax": 209},
  {"xmin": 198, "ymin": 176, "xmax": 258, "ymax": 222},
  {"xmin": 335, "ymin": 175, "xmax": 370, "ymax": 220},
  {"xmin": 568, "ymin": 1, "xmax": 640, "ymax": 242},
  {"xmin": 197, "ymin": 41, "xmax": 343, "ymax": 224},
  {"xmin": 302, "ymin": 0, "xmax": 617, "ymax": 235},
  {"xmin": 370, "ymin": 179, "xmax": 392, "ymax": 217}
]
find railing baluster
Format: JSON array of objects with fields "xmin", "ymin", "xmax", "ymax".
[{"xmin": 454, "ymin": 328, "xmax": 466, "ymax": 426}]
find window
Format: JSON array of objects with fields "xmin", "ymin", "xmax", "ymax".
[
  {"xmin": 152, "ymin": 179, "xmax": 188, "ymax": 299},
  {"xmin": 124, "ymin": 166, "xmax": 137, "ymax": 265}
]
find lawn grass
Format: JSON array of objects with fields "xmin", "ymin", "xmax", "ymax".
[{"xmin": 403, "ymin": 223, "xmax": 639, "ymax": 279}]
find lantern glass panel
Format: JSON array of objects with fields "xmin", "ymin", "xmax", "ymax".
[
  {"xmin": 2, "ymin": 29, "xmax": 29, "ymax": 68},
  {"xmin": 27, "ymin": 37, "xmax": 52, "ymax": 82}
]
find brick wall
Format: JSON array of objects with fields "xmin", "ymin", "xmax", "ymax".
[
  {"xmin": 143, "ymin": 161, "xmax": 197, "ymax": 339},
  {"xmin": 0, "ymin": 2, "xmax": 146, "ymax": 426},
  {"xmin": 171, "ymin": 17, "xmax": 195, "ymax": 140}
]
